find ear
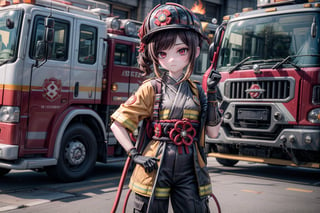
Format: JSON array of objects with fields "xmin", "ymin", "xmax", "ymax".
[{"xmin": 196, "ymin": 46, "xmax": 200, "ymax": 58}]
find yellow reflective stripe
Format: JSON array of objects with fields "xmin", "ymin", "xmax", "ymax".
[
  {"xmin": 199, "ymin": 184, "xmax": 212, "ymax": 197},
  {"xmin": 160, "ymin": 109, "xmax": 199, "ymax": 120},
  {"xmin": 159, "ymin": 109, "xmax": 170, "ymax": 119},
  {"xmin": 184, "ymin": 109, "xmax": 199, "ymax": 120},
  {"xmin": 155, "ymin": 187, "xmax": 170, "ymax": 198},
  {"xmin": 129, "ymin": 180, "xmax": 153, "ymax": 196},
  {"xmin": 112, "ymin": 111, "xmax": 136, "ymax": 132}
]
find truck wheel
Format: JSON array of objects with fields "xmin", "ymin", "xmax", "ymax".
[
  {"xmin": 0, "ymin": 168, "xmax": 10, "ymax": 176},
  {"xmin": 216, "ymin": 158, "xmax": 238, "ymax": 167},
  {"xmin": 216, "ymin": 145, "xmax": 239, "ymax": 167},
  {"xmin": 46, "ymin": 123, "xmax": 97, "ymax": 182}
]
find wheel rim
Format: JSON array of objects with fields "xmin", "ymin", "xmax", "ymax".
[{"xmin": 64, "ymin": 140, "xmax": 86, "ymax": 166}]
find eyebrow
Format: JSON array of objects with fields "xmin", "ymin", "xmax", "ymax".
[{"xmin": 175, "ymin": 42, "xmax": 187, "ymax": 46}]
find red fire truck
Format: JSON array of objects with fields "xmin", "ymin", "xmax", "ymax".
[
  {"xmin": 0, "ymin": 0, "xmax": 143, "ymax": 181},
  {"xmin": 204, "ymin": 0, "xmax": 320, "ymax": 168}
]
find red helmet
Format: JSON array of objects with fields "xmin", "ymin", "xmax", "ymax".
[{"xmin": 139, "ymin": 3, "xmax": 204, "ymax": 43}]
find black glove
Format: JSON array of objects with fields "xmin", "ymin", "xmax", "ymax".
[
  {"xmin": 207, "ymin": 70, "xmax": 221, "ymax": 92},
  {"xmin": 206, "ymin": 70, "xmax": 222, "ymax": 126},
  {"xmin": 128, "ymin": 148, "xmax": 159, "ymax": 173}
]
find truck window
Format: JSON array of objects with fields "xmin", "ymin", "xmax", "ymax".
[
  {"xmin": 114, "ymin": 43, "xmax": 131, "ymax": 66},
  {"xmin": 30, "ymin": 16, "xmax": 69, "ymax": 61},
  {"xmin": 0, "ymin": 9, "xmax": 22, "ymax": 63},
  {"xmin": 217, "ymin": 13, "xmax": 320, "ymax": 71},
  {"xmin": 78, "ymin": 24, "xmax": 97, "ymax": 64}
]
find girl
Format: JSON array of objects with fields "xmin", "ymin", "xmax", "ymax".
[{"xmin": 111, "ymin": 3, "xmax": 222, "ymax": 212}]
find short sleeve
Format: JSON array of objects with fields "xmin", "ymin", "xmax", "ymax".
[{"xmin": 111, "ymin": 80, "xmax": 155, "ymax": 132}]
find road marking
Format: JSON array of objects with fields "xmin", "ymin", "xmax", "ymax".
[
  {"xmin": 65, "ymin": 183, "xmax": 113, "ymax": 193},
  {"xmin": 241, "ymin": 189, "xmax": 262, "ymax": 194},
  {"xmin": 286, "ymin": 188, "xmax": 313, "ymax": 193}
]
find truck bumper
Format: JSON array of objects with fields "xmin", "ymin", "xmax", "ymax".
[
  {"xmin": 206, "ymin": 127, "xmax": 320, "ymax": 151},
  {"xmin": 0, "ymin": 144, "xmax": 18, "ymax": 160},
  {"xmin": 0, "ymin": 158, "xmax": 57, "ymax": 170}
]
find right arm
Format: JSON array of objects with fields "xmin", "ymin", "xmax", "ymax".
[{"xmin": 110, "ymin": 120, "xmax": 135, "ymax": 153}]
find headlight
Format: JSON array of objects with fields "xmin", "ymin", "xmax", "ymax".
[
  {"xmin": 124, "ymin": 21, "xmax": 137, "ymax": 36},
  {"xmin": 106, "ymin": 17, "xmax": 120, "ymax": 30},
  {"xmin": 312, "ymin": 85, "xmax": 320, "ymax": 105},
  {"xmin": 308, "ymin": 108, "xmax": 320, "ymax": 123},
  {"xmin": 0, "ymin": 106, "xmax": 20, "ymax": 123}
]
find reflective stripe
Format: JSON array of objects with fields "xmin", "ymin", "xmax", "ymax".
[
  {"xmin": 199, "ymin": 183, "xmax": 212, "ymax": 197},
  {"xmin": 27, "ymin": 132, "xmax": 47, "ymax": 140},
  {"xmin": 160, "ymin": 109, "xmax": 200, "ymax": 120},
  {"xmin": 155, "ymin": 187, "xmax": 170, "ymax": 198},
  {"xmin": 129, "ymin": 180, "xmax": 153, "ymax": 197},
  {"xmin": 184, "ymin": 109, "xmax": 199, "ymax": 120}
]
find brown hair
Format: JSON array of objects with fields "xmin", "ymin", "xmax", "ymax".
[{"xmin": 137, "ymin": 29, "xmax": 201, "ymax": 82}]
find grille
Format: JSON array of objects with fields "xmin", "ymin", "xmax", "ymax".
[{"xmin": 224, "ymin": 78, "xmax": 294, "ymax": 101}]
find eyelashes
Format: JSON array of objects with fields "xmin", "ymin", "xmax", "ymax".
[{"xmin": 157, "ymin": 48, "xmax": 189, "ymax": 59}]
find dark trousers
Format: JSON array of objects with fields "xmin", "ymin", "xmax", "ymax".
[{"xmin": 133, "ymin": 143, "xmax": 210, "ymax": 213}]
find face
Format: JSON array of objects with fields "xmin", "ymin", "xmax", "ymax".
[{"xmin": 157, "ymin": 36, "xmax": 190, "ymax": 80}]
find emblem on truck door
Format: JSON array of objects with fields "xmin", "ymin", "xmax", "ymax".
[{"xmin": 42, "ymin": 78, "xmax": 62, "ymax": 102}]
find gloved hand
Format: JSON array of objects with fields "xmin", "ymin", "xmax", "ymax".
[
  {"xmin": 207, "ymin": 70, "xmax": 221, "ymax": 91},
  {"xmin": 206, "ymin": 70, "xmax": 222, "ymax": 126},
  {"xmin": 128, "ymin": 148, "xmax": 159, "ymax": 173}
]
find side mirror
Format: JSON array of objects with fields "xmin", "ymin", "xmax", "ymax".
[
  {"xmin": 34, "ymin": 17, "xmax": 55, "ymax": 67},
  {"xmin": 45, "ymin": 17, "xmax": 54, "ymax": 43},
  {"xmin": 6, "ymin": 18, "xmax": 14, "ymax": 29},
  {"xmin": 35, "ymin": 40, "xmax": 46, "ymax": 60}
]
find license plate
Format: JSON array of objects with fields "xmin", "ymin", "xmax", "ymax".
[{"xmin": 237, "ymin": 108, "xmax": 269, "ymax": 121}]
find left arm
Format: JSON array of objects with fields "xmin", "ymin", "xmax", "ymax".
[{"xmin": 205, "ymin": 70, "xmax": 222, "ymax": 138}]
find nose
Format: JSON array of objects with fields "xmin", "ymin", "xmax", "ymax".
[{"xmin": 167, "ymin": 54, "xmax": 175, "ymax": 63}]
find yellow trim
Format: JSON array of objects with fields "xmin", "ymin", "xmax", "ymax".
[
  {"xmin": 184, "ymin": 109, "xmax": 199, "ymax": 120},
  {"xmin": 155, "ymin": 187, "xmax": 170, "ymax": 198},
  {"xmin": 129, "ymin": 180, "xmax": 153, "ymax": 197},
  {"xmin": 159, "ymin": 109, "xmax": 170, "ymax": 119},
  {"xmin": 1, "ymin": 84, "xmax": 102, "ymax": 93},
  {"xmin": 199, "ymin": 184, "xmax": 212, "ymax": 197},
  {"xmin": 159, "ymin": 109, "xmax": 199, "ymax": 120}
]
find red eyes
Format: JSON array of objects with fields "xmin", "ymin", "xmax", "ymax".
[
  {"xmin": 158, "ymin": 52, "xmax": 167, "ymax": 59},
  {"xmin": 178, "ymin": 48, "xmax": 188, "ymax": 55},
  {"xmin": 158, "ymin": 48, "xmax": 188, "ymax": 59}
]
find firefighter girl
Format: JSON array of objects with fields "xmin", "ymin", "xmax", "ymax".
[{"xmin": 111, "ymin": 3, "xmax": 222, "ymax": 212}]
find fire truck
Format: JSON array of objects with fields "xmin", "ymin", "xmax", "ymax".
[
  {"xmin": 0, "ymin": 0, "xmax": 143, "ymax": 181},
  {"xmin": 204, "ymin": 0, "xmax": 320, "ymax": 168}
]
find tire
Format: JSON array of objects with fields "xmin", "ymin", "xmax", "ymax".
[
  {"xmin": 46, "ymin": 123, "xmax": 97, "ymax": 182},
  {"xmin": 216, "ymin": 158, "xmax": 238, "ymax": 167},
  {"xmin": 0, "ymin": 168, "xmax": 10, "ymax": 176},
  {"xmin": 216, "ymin": 145, "xmax": 239, "ymax": 167}
]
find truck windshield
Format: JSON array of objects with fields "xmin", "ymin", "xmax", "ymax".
[
  {"xmin": 0, "ymin": 9, "xmax": 22, "ymax": 64},
  {"xmin": 217, "ymin": 12, "xmax": 320, "ymax": 71}
]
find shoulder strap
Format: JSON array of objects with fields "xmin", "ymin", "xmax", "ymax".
[{"xmin": 150, "ymin": 78, "xmax": 162, "ymax": 121}]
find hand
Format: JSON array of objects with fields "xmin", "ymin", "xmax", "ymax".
[
  {"xmin": 207, "ymin": 70, "xmax": 221, "ymax": 91},
  {"xmin": 129, "ymin": 148, "xmax": 159, "ymax": 173}
]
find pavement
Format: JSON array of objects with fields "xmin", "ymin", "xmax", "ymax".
[{"xmin": 0, "ymin": 189, "xmax": 74, "ymax": 212}]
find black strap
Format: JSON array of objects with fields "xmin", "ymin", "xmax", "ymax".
[{"xmin": 151, "ymin": 79, "xmax": 162, "ymax": 121}]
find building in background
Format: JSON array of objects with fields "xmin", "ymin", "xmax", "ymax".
[{"xmin": 74, "ymin": 0, "xmax": 256, "ymax": 25}]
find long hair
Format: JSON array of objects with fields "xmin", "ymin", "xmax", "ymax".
[{"xmin": 137, "ymin": 30, "xmax": 201, "ymax": 82}]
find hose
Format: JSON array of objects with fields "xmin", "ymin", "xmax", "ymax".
[
  {"xmin": 110, "ymin": 156, "xmax": 131, "ymax": 213},
  {"xmin": 210, "ymin": 192, "xmax": 222, "ymax": 213}
]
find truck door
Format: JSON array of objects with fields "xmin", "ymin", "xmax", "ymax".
[
  {"xmin": 25, "ymin": 15, "xmax": 71, "ymax": 149},
  {"xmin": 108, "ymin": 39, "xmax": 141, "ymax": 106},
  {"xmin": 70, "ymin": 20, "xmax": 101, "ymax": 104}
]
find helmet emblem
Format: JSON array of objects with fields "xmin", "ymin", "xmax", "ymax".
[{"xmin": 154, "ymin": 9, "xmax": 172, "ymax": 26}]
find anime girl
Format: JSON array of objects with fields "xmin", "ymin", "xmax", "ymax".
[{"xmin": 111, "ymin": 2, "xmax": 222, "ymax": 212}]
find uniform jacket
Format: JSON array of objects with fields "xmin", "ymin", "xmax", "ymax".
[{"xmin": 111, "ymin": 77, "xmax": 212, "ymax": 198}]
